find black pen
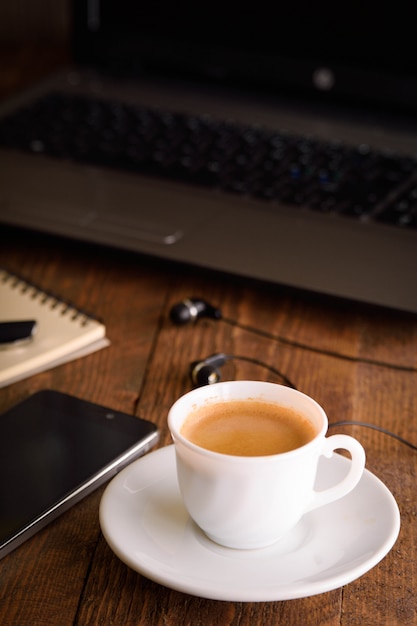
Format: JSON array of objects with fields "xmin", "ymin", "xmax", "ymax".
[{"xmin": 0, "ymin": 320, "xmax": 37, "ymax": 346}]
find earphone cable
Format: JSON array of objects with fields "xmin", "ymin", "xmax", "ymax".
[
  {"xmin": 223, "ymin": 316, "xmax": 417, "ymax": 373},
  {"xmin": 228, "ymin": 354, "xmax": 297, "ymax": 389},
  {"xmin": 328, "ymin": 420, "xmax": 417, "ymax": 451}
]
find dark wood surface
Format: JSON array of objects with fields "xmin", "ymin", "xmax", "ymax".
[{"xmin": 1, "ymin": 48, "xmax": 417, "ymax": 625}]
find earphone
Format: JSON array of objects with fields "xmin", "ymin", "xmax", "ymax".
[
  {"xmin": 170, "ymin": 298, "xmax": 417, "ymax": 373},
  {"xmin": 171, "ymin": 297, "xmax": 417, "ymax": 452},
  {"xmin": 170, "ymin": 298, "xmax": 221, "ymax": 325},
  {"xmin": 190, "ymin": 352, "xmax": 297, "ymax": 388}
]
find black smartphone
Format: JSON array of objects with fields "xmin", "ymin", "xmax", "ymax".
[{"xmin": 0, "ymin": 389, "xmax": 159, "ymax": 559}]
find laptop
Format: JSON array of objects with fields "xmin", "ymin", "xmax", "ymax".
[{"xmin": 0, "ymin": 0, "xmax": 416, "ymax": 313}]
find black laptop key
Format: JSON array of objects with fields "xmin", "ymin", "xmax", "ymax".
[{"xmin": 0, "ymin": 92, "xmax": 416, "ymax": 229}]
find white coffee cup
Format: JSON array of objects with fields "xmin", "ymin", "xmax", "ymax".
[{"xmin": 168, "ymin": 381, "xmax": 366, "ymax": 550}]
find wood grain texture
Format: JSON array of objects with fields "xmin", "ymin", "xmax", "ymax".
[{"xmin": 1, "ymin": 225, "xmax": 416, "ymax": 626}]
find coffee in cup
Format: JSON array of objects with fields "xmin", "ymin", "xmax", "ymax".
[{"xmin": 180, "ymin": 399, "xmax": 317, "ymax": 456}]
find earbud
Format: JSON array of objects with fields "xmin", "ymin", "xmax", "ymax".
[
  {"xmin": 169, "ymin": 298, "xmax": 222, "ymax": 325},
  {"xmin": 190, "ymin": 353, "xmax": 228, "ymax": 387},
  {"xmin": 190, "ymin": 353, "xmax": 297, "ymax": 388}
]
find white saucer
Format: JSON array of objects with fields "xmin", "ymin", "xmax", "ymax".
[{"xmin": 99, "ymin": 445, "xmax": 400, "ymax": 602}]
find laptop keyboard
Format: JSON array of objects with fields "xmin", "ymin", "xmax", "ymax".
[{"xmin": 1, "ymin": 92, "xmax": 417, "ymax": 229}]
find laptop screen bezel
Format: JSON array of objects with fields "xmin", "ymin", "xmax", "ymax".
[{"xmin": 72, "ymin": 0, "xmax": 417, "ymax": 116}]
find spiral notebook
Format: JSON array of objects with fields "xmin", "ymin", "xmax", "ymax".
[{"xmin": 0, "ymin": 269, "xmax": 110, "ymax": 388}]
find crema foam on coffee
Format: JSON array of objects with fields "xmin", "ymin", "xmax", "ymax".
[{"xmin": 181, "ymin": 399, "xmax": 317, "ymax": 456}]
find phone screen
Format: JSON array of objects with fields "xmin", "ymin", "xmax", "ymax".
[{"xmin": 0, "ymin": 390, "xmax": 158, "ymax": 558}]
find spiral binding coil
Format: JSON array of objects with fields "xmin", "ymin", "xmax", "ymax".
[{"xmin": 1, "ymin": 268, "xmax": 101, "ymax": 327}]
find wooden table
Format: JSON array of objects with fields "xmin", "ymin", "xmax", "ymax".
[{"xmin": 1, "ymin": 49, "xmax": 417, "ymax": 626}]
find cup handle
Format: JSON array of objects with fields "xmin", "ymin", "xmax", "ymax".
[{"xmin": 306, "ymin": 434, "xmax": 366, "ymax": 512}]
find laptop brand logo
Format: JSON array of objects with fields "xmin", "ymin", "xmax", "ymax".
[{"xmin": 313, "ymin": 67, "xmax": 335, "ymax": 90}]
